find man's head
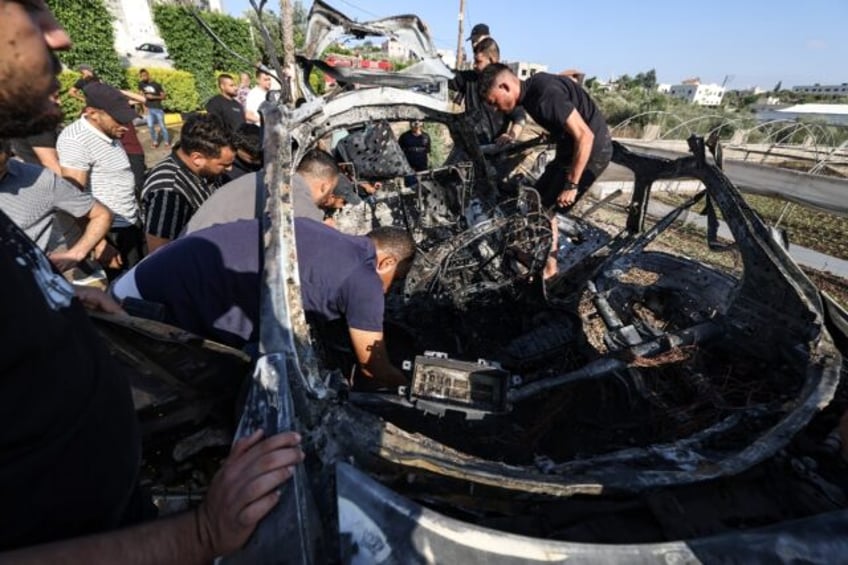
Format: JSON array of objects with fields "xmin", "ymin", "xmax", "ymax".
[
  {"xmin": 218, "ymin": 73, "xmax": 238, "ymax": 99},
  {"xmin": 239, "ymin": 72, "xmax": 251, "ymax": 87},
  {"xmin": 472, "ymin": 37, "xmax": 500, "ymax": 73},
  {"xmin": 296, "ymin": 149, "xmax": 340, "ymax": 207},
  {"xmin": 79, "ymin": 64, "xmax": 95, "ymax": 79},
  {"xmin": 0, "ymin": 0, "xmax": 70, "ymax": 137},
  {"xmin": 177, "ymin": 114, "xmax": 236, "ymax": 178},
  {"xmin": 233, "ymin": 123, "xmax": 262, "ymax": 168},
  {"xmin": 256, "ymin": 70, "xmax": 272, "ymax": 91},
  {"xmin": 478, "ymin": 63, "xmax": 520, "ymax": 113},
  {"xmin": 139, "ymin": 68, "xmax": 149, "ymax": 82},
  {"xmin": 467, "ymin": 23, "xmax": 490, "ymax": 48},
  {"xmin": 84, "ymin": 82, "xmax": 137, "ymax": 139},
  {"xmin": 368, "ymin": 227, "xmax": 416, "ymax": 292},
  {"xmin": 410, "ymin": 119, "xmax": 423, "ymax": 134}
]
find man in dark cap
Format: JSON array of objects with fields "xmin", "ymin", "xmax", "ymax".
[
  {"xmin": 57, "ymin": 82, "xmax": 144, "ymax": 274},
  {"xmin": 467, "ymin": 23, "xmax": 490, "ymax": 48}
]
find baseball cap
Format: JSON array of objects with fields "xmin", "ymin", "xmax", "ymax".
[
  {"xmin": 83, "ymin": 83, "xmax": 137, "ymax": 125},
  {"xmin": 333, "ymin": 174, "xmax": 362, "ymax": 205},
  {"xmin": 466, "ymin": 23, "xmax": 490, "ymax": 41}
]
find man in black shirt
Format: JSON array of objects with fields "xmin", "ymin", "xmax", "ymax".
[
  {"xmin": 479, "ymin": 63, "xmax": 612, "ymax": 209},
  {"xmin": 205, "ymin": 73, "xmax": 245, "ymax": 132},
  {"xmin": 138, "ymin": 68, "xmax": 170, "ymax": 148},
  {"xmin": 398, "ymin": 120, "xmax": 431, "ymax": 172},
  {"xmin": 68, "ymin": 63, "xmax": 99, "ymax": 103}
]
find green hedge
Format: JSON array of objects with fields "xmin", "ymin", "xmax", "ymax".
[
  {"xmin": 46, "ymin": 0, "xmax": 126, "ymax": 88},
  {"xmin": 58, "ymin": 70, "xmax": 85, "ymax": 123},
  {"xmin": 126, "ymin": 67, "xmax": 200, "ymax": 114}
]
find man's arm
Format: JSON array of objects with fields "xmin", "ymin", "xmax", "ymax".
[
  {"xmin": 146, "ymin": 233, "xmax": 171, "ymax": 253},
  {"xmin": 61, "ymin": 166, "xmax": 88, "ymax": 191},
  {"xmin": 68, "ymin": 86, "xmax": 85, "ymax": 102},
  {"xmin": 32, "ymin": 146, "xmax": 61, "ymax": 174},
  {"xmin": 48, "ymin": 200, "xmax": 112, "ymax": 271},
  {"xmin": 0, "ymin": 430, "xmax": 304, "ymax": 565},
  {"xmin": 349, "ymin": 328, "xmax": 407, "ymax": 387},
  {"xmin": 556, "ymin": 109, "xmax": 595, "ymax": 207}
]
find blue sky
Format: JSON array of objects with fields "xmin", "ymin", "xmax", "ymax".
[{"xmin": 225, "ymin": 0, "xmax": 847, "ymax": 89}]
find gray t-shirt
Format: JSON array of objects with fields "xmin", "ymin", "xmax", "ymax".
[
  {"xmin": 0, "ymin": 160, "xmax": 93, "ymax": 250},
  {"xmin": 183, "ymin": 171, "xmax": 323, "ymax": 235}
]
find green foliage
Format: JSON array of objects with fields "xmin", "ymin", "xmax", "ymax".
[
  {"xmin": 423, "ymin": 123, "xmax": 447, "ymax": 166},
  {"xmin": 58, "ymin": 70, "xmax": 84, "ymax": 123},
  {"xmin": 46, "ymin": 0, "xmax": 126, "ymax": 87},
  {"xmin": 245, "ymin": 2, "xmax": 308, "ymax": 64},
  {"xmin": 309, "ymin": 69, "xmax": 327, "ymax": 95},
  {"xmin": 154, "ymin": 5, "xmax": 258, "ymax": 103},
  {"xmin": 127, "ymin": 68, "xmax": 200, "ymax": 113}
]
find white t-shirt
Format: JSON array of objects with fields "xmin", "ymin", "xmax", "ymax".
[{"xmin": 244, "ymin": 87, "xmax": 268, "ymax": 125}]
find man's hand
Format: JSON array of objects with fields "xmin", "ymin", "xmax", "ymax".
[
  {"xmin": 49, "ymin": 248, "xmax": 86, "ymax": 272},
  {"xmin": 93, "ymin": 239, "xmax": 123, "ymax": 270},
  {"xmin": 495, "ymin": 132, "xmax": 514, "ymax": 146},
  {"xmin": 196, "ymin": 430, "xmax": 304, "ymax": 557},
  {"xmin": 556, "ymin": 187, "xmax": 578, "ymax": 208},
  {"xmin": 73, "ymin": 286, "xmax": 126, "ymax": 314}
]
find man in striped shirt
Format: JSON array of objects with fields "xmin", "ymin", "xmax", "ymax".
[
  {"xmin": 57, "ymin": 82, "xmax": 144, "ymax": 274},
  {"xmin": 141, "ymin": 113, "xmax": 235, "ymax": 252}
]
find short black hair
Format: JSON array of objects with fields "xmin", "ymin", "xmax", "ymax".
[
  {"xmin": 234, "ymin": 123, "xmax": 262, "ymax": 161},
  {"xmin": 296, "ymin": 148, "xmax": 339, "ymax": 179},
  {"xmin": 179, "ymin": 113, "xmax": 235, "ymax": 158},
  {"xmin": 473, "ymin": 37, "xmax": 500, "ymax": 61},
  {"xmin": 477, "ymin": 62, "xmax": 511, "ymax": 100},
  {"xmin": 139, "ymin": 68, "xmax": 148, "ymax": 75},
  {"xmin": 368, "ymin": 227, "xmax": 415, "ymax": 263},
  {"xmin": 217, "ymin": 73, "xmax": 234, "ymax": 86}
]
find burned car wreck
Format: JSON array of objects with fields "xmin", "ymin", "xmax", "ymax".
[{"xmin": 91, "ymin": 2, "xmax": 848, "ymax": 563}]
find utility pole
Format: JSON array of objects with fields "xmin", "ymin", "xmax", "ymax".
[
  {"xmin": 281, "ymin": 0, "xmax": 295, "ymax": 104},
  {"xmin": 455, "ymin": 0, "xmax": 465, "ymax": 69}
]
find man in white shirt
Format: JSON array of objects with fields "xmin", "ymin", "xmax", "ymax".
[{"xmin": 244, "ymin": 70, "xmax": 272, "ymax": 125}]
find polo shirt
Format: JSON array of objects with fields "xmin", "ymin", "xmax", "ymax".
[
  {"xmin": 0, "ymin": 160, "xmax": 94, "ymax": 250},
  {"xmin": 112, "ymin": 218, "xmax": 384, "ymax": 348},
  {"xmin": 142, "ymin": 152, "xmax": 221, "ymax": 240},
  {"xmin": 183, "ymin": 172, "xmax": 323, "ymax": 235},
  {"xmin": 57, "ymin": 117, "xmax": 138, "ymax": 228},
  {"xmin": 244, "ymin": 87, "xmax": 268, "ymax": 124}
]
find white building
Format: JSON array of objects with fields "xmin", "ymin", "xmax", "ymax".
[
  {"xmin": 382, "ymin": 39, "xmax": 410, "ymax": 61},
  {"xmin": 106, "ymin": 0, "xmax": 163, "ymax": 57},
  {"xmin": 756, "ymin": 103, "xmax": 848, "ymax": 126},
  {"xmin": 507, "ymin": 62, "xmax": 548, "ymax": 80},
  {"xmin": 668, "ymin": 82, "xmax": 725, "ymax": 106},
  {"xmin": 656, "ymin": 83, "xmax": 671, "ymax": 94},
  {"xmin": 792, "ymin": 83, "xmax": 848, "ymax": 97}
]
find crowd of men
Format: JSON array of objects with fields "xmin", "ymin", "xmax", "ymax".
[{"xmin": 0, "ymin": 1, "xmax": 619, "ymax": 560}]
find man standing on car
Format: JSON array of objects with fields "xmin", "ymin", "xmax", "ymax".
[
  {"xmin": 478, "ymin": 63, "xmax": 612, "ymax": 210},
  {"xmin": 138, "ymin": 68, "xmax": 169, "ymax": 148}
]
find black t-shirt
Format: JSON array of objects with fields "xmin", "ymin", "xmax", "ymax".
[
  {"xmin": 10, "ymin": 129, "xmax": 58, "ymax": 166},
  {"xmin": 450, "ymin": 70, "xmax": 526, "ymax": 145},
  {"xmin": 205, "ymin": 94, "xmax": 245, "ymax": 132},
  {"xmin": 74, "ymin": 75, "xmax": 99, "ymax": 92},
  {"xmin": 139, "ymin": 80, "xmax": 164, "ymax": 109},
  {"xmin": 519, "ymin": 72, "xmax": 609, "ymax": 158},
  {"xmin": 398, "ymin": 130, "xmax": 431, "ymax": 172},
  {"xmin": 0, "ymin": 211, "xmax": 140, "ymax": 550}
]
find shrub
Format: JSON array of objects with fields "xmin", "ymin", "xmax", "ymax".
[
  {"xmin": 58, "ymin": 70, "xmax": 85, "ymax": 123},
  {"xmin": 46, "ymin": 0, "xmax": 126, "ymax": 88},
  {"xmin": 126, "ymin": 68, "xmax": 200, "ymax": 113}
]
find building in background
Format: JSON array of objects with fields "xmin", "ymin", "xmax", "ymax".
[
  {"xmin": 756, "ymin": 103, "xmax": 848, "ymax": 126},
  {"xmin": 506, "ymin": 62, "xmax": 548, "ymax": 80},
  {"xmin": 382, "ymin": 38, "xmax": 410, "ymax": 61},
  {"xmin": 668, "ymin": 79, "xmax": 725, "ymax": 106},
  {"xmin": 792, "ymin": 83, "xmax": 848, "ymax": 97}
]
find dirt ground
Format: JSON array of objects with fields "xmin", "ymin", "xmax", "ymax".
[{"xmin": 133, "ymin": 120, "xmax": 180, "ymax": 169}]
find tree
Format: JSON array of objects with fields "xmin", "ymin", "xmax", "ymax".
[
  {"xmin": 154, "ymin": 5, "xmax": 258, "ymax": 103},
  {"xmin": 773, "ymin": 81, "xmax": 782, "ymax": 93},
  {"xmin": 46, "ymin": 0, "xmax": 126, "ymax": 87},
  {"xmin": 245, "ymin": 2, "xmax": 307, "ymax": 66}
]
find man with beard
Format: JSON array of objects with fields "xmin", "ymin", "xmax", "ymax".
[
  {"xmin": 0, "ymin": 1, "xmax": 304, "ymax": 561},
  {"xmin": 57, "ymin": 82, "xmax": 144, "ymax": 274},
  {"xmin": 141, "ymin": 113, "xmax": 235, "ymax": 252},
  {"xmin": 205, "ymin": 73, "xmax": 245, "ymax": 132}
]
